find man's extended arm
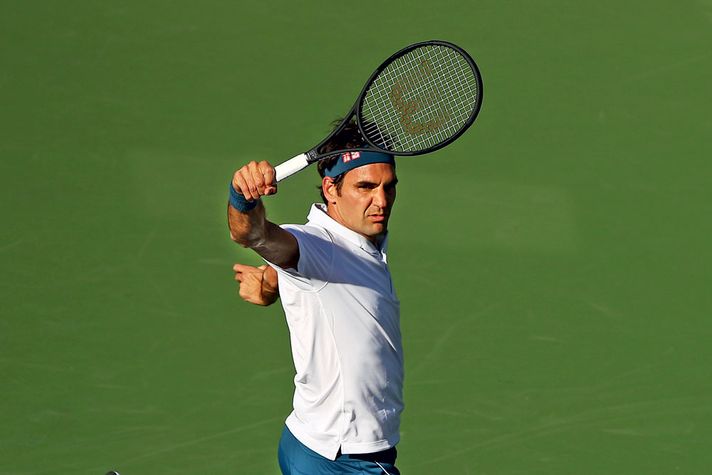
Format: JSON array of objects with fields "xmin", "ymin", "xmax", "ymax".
[{"xmin": 228, "ymin": 160, "xmax": 298, "ymax": 269}]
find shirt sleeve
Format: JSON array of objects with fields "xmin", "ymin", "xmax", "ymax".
[{"xmin": 265, "ymin": 224, "xmax": 333, "ymax": 290}]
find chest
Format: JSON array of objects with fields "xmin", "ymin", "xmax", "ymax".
[{"xmin": 330, "ymin": 243, "xmax": 394, "ymax": 292}]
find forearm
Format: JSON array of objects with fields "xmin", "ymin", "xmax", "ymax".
[
  {"xmin": 228, "ymin": 202, "xmax": 297, "ymax": 267},
  {"xmin": 228, "ymin": 200, "xmax": 268, "ymax": 249}
]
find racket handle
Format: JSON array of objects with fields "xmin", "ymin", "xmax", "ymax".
[{"xmin": 275, "ymin": 153, "xmax": 310, "ymax": 182}]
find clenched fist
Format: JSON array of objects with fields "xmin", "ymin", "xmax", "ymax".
[
  {"xmin": 233, "ymin": 263, "xmax": 279, "ymax": 306},
  {"xmin": 231, "ymin": 160, "xmax": 277, "ymax": 201}
]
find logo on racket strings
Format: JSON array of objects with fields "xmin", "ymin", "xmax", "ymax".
[{"xmin": 389, "ymin": 59, "xmax": 450, "ymax": 135}]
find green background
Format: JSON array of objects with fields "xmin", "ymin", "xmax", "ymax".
[{"xmin": 2, "ymin": 1, "xmax": 711, "ymax": 473}]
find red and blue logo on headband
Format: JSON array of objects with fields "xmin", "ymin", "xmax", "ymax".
[{"xmin": 324, "ymin": 151, "xmax": 395, "ymax": 178}]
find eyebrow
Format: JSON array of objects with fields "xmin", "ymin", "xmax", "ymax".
[{"xmin": 354, "ymin": 178, "xmax": 399, "ymax": 187}]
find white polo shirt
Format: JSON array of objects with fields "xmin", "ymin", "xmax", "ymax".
[{"xmin": 269, "ymin": 203, "xmax": 403, "ymax": 460}]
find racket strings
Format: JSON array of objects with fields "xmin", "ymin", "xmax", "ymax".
[
  {"xmin": 360, "ymin": 45, "xmax": 480, "ymax": 153},
  {"xmin": 399, "ymin": 48, "xmax": 475, "ymax": 147}
]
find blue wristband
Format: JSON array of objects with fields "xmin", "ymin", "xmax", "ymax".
[{"xmin": 229, "ymin": 183, "xmax": 259, "ymax": 212}]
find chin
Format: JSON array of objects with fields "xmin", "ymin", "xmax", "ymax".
[{"xmin": 369, "ymin": 224, "xmax": 387, "ymax": 236}]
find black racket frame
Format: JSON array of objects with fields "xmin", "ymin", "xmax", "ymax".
[{"xmin": 303, "ymin": 39, "xmax": 483, "ymax": 164}]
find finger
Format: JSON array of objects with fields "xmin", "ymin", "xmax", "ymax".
[
  {"xmin": 238, "ymin": 285, "xmax": 259, "ymax": 304},
  {"xmin": 259, "ymin": 161, "xmax": 277, "ymax": 195},
  {"xmin": 257, "ymin": 264, "xmax": 268, "ymax": 270},
  {"xmin": 235, "ymin": 264, "xmax": 261, "ymax": 276},
  {"xmin": 238, "ymin": 286, "xmax": 250, "ymax": 300},
  {"xmin": 246, "ymin": 160, "xmax": 267, "ymax": 197},
  {"xmin": 241, "ymin": 167, "xmax": 260, "ymax": 201},
  {"xmin": 249, "ymin": 161, "xmax": 266, "ymax": 190},
  {"xmin": 234, "ymin": 173, "xmax": 254, "ymax": 201},
  {"xmin": 259, "ymin": 161, "xmax": 275, "ymax": 184},
  {"xmin": 232, "ymin": 171, "xmax": 246, "ymax": 195}
]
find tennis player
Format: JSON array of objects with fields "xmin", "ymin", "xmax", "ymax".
[{"xmin": 228, "ymin": 124, "xmax": 402, "ymax": 475}]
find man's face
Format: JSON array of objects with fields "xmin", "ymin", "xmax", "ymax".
[{"xmin": 324, "ymin": 163, "xmax": 398, "ymax": 241}]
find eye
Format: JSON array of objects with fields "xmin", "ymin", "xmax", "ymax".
[{"xmin": 357, "ymin": 183, "xmax": 377, "ymax": 190}]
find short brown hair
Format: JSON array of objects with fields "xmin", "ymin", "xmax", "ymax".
[{"xmin": 316, "ymin": 119, "xmax": 364, "ymax": 203}]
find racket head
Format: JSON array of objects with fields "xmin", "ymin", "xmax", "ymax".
[{"xmin": 356, "ymin": 40, "xmax": 483, "ymax": 156}]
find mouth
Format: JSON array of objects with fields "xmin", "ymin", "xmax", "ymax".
[{"xmin": 368, "ymin": 214, "xmax": 387, "ymax": 223}]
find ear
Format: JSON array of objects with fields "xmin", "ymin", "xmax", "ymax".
[{"xmin": 322, "ymin": 177, "xmax": 338, "ymax": 204}]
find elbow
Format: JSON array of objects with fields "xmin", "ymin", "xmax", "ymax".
[
  {"xmin": 230, "ymin": 230, "xmax": 264, "ymax": 249},
  {"xmin": 230, "ymin": 231, "xmax": 252, "ymax": 248}
]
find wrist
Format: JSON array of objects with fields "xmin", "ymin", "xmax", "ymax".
[{"xmin": 229, "ymin": 183, "xmax": 259, "ymax": 212}]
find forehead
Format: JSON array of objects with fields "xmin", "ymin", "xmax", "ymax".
[{"xmin": 343, "ymin": 163, "xmax": 397, "ymax": 184}]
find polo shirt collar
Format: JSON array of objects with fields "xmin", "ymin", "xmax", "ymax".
[{"xmin": 307, "ymin": 204, "xmax": 389, "ymax": 259}]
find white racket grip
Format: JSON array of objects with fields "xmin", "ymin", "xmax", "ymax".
[{"xmin": 275, "ymin": 153, "xmax": 310, "ymax": 182}]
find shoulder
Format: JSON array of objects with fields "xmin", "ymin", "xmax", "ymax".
[
  {"xmin": 281, "ymin": 223, "xmax": 334, "ymax": 247},
  {"xmin": 275, "ymin": 223, "xmax": 334, "ymax": 279}
]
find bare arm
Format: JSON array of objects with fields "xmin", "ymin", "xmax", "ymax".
[
  {"xmin": 233, "ymin": 263, "xmax": 279, "ymax": 306},
  {"xmin": 228, "ymin": 160, "xmax": 298, "ymax": 269}
]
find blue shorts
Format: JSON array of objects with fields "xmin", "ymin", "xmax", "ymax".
[{"xmin": 278, "ymin": 426, "xmax": 401, "ymax": 475}]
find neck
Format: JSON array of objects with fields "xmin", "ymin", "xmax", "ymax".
[{"xmin": 325, "ymin": 203, "xmax": 384, "ymax": 245}]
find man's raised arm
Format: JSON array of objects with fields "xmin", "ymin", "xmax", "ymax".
[{"xmin": 228, "ymin": 160, "xmax": 298, "ymax": 269}]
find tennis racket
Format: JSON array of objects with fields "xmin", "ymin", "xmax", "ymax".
[{"xmin": 274, "ymin": 40, "xmax": 483, "ymax": 182}]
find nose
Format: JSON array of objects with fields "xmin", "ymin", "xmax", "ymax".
[{"xmin": 372, "ymin": 186, "xmax": 388, "ymax": 209}]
